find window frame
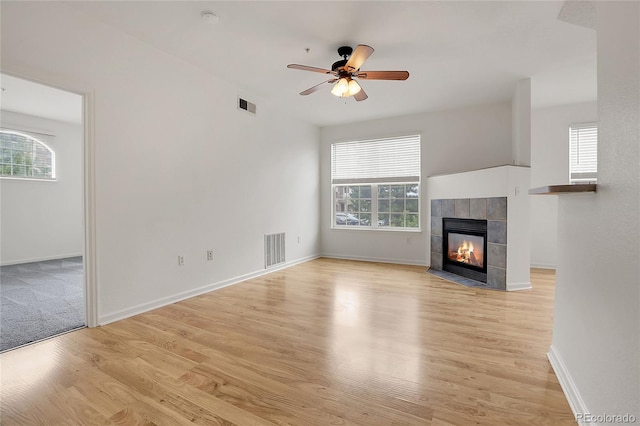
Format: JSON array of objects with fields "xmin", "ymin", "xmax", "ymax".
[
  {"xmin": 330, "ymin": 135, "xmax": 421, "ymax": 232},
  {"xmin": 0, "ymin": 130, "xmax": 56, "ymax": 181}
]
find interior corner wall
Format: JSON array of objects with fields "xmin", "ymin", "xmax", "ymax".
[
  {"xmin": 552, "ymin": 1, "xmax": 639, "ymax": 420},
  {"xmin": 0, "ymin": 111, "xmax": 84, "ymax": 265},
  {"xmin": 319, "ymin": 102, "xmax": 512, "ymax": 265},
  {"xmin": 1, "ymin": 1, "xmax": 320, "ymax": 323},
  {"xmin": 530, "ymin": 101, "xmax": 597, "ymax": 269},
  {"xmin": 511, "ymin": 78, "xmax": 531, "ymax": 167}
]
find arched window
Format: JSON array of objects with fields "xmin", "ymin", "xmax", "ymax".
[{"xmin": 0, "ymin": 130, "xmax": 55, "ymax": 180}]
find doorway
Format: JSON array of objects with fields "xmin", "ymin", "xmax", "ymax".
[{"xmin": 0, "ymin": 73, "xmax": 87, "ymax": 351}]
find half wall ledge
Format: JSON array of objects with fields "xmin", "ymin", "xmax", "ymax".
[{"xmin": 529, "ymin": 184, "xmax": 597, "ymax": 195}]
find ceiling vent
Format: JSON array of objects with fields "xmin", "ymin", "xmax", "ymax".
[{"xmin": 238, "ymin": 97, "xmax": 256, "ymax": 114}]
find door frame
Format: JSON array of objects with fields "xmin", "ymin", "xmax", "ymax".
[{"xmin": 1, "ymin": 68, "xmax": 98, "ymax": 327}]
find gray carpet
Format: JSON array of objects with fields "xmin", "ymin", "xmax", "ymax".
[{"xmin": 0, "ymin": 257, "xmax": 85, "ymax": 352}]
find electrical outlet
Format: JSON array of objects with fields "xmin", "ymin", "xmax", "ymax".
[
  {"xmin": 207, "ymin": 250, "xmax": 213, "ymax": 261},
  {"xmin": 178, "ymin": 255, "xmax": 184, "ymax": 266}
]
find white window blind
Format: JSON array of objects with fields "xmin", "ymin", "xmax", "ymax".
[
  {"xmin": 331, "ymin": 135, "xmax": 420, "ymax": 184},
  {"xmin": 569, "ymin": 123, "xmax": 597, "ymax": 183}
]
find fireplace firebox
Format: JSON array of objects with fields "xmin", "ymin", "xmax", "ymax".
[{"xmin": 442, "ymin": 218, "xmax": 488, "ymax": 283}]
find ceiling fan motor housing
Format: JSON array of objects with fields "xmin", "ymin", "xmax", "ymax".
[
  {"xmin": 337, "ymin": 46, "xmax": 353, "ymax": 58},
  {"xmin": 332, "ymin": 46, "xmax": 353, "ymax": 73},
  {"xmin": 332, "ymin": 59, "xmax": 348, "ymax": 72}
]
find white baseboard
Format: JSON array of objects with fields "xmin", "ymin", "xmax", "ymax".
[
  {"xmin": 98, "ymin": 255, "xmax": 319, "ymax": 326},
  {"xmin": 1, "ymin": 253, "xmax": 83, "ymax": 266},
  {"xmin": 320, "ymin": 253, "xmax": 427, "ymax": 267},
  {"xmin": 548, "ymin": 345, "xmax": 589, "ymax": 425},
  {"xmin": 507, "ymin": 281, "xmax": 532, "ymax": 291},
  {"xmin": 530, "ymin": 263, "xmax": 557, "ymax": 270}
]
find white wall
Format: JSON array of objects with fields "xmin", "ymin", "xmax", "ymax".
[
  {"xmin": 0, "ymin": 111, "xmax": 84, "ymax": 264},
  {"xmin": 320, "ymin": 102, "xmax": 512, "ymax": 265},
  {"xmin": 530, "ymin": 101, "xmax": 597, "ymax": 268},
  {"xmin": 550, "ymin": 2, "xmax": 639, "ymax": 421},
  {"xmin": 512, "ymin": 78, "xmax": 531, "ymax": 167},
  {"xmin": 1, "ymin": 2, "xmax": 320, "ymax": 324}
]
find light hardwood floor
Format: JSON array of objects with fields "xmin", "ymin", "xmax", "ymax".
[{"xmin": 0, "ymin": 258, "xmax": 574, "ymax": 425}]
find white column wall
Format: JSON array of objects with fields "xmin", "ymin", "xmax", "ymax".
[
  {"xmin": 512, "ymin": 78, "xmax": 532, "ymax": 167},
  {"xmin": 551, "ymin": 2, "xmax": 639, "ymax": 420}
]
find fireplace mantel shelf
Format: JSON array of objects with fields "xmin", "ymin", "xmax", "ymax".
[{"xmin": 528, "ymin": 184, "xmax": 597, "ymax": 195}]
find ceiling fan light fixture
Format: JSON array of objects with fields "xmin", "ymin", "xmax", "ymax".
[
  {"xmin": 331, "ymin": 77, "xmax": 357, "ymax": 98},
  {"xmin": 330, "ymin": 83, "xmax": 343, "ymax": 97},
  {"xmin": 337, "ymin": 78, "xmax": 350, "ymax": 95},
  {"xmin": 348, "ymin": 79, "xmax": 361, "ymax": 96}
]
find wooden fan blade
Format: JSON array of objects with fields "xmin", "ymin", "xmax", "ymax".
[
  {"xmin": 287, "ymin": 64, "xmax": 334, "ymax": 74},
  {"xmin": 355, "ymin": 71, "xmax": 410, "ymax": 80},
  {"xmin": 345, "ymin": 45, "xmax": 374, "ymax": 72},
  {"xmin": 354, "ymin": 87, "xmax": 368, "ymax": 102},
  {"xmin": 300, "ymin": 79, "xmax": 338, "ymax": 96}
]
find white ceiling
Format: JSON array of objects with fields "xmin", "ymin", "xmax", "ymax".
[
  {"xmin": 1, "ymin": 73, "xmax": 83, "ymax": 125},
  {"xmin": 5, "ymin": 1, "xmax": 597, "ymax": 127}
]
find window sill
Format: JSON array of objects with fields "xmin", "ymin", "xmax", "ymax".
[
  {"xmin": 331, "ymin": 226, "xmax": 422, "ymax": 233},
  {"xmin": 0, "ymin": 176, "xmax": 57, "ymax": 182}
]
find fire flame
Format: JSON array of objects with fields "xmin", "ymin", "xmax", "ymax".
[
  {"xmin": 450, "ymin": 239, "xmax": 482, "ymax": 266},
  {"xmin": 457, "ymin": 240, "xmax": 474, "ymax": 257}
]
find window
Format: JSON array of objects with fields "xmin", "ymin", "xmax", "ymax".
[
  {"xmin": 331, "ymin": 135, "xmax": 420, "ymax": 230},
  {"xmin": 0, "ymin": 130, "xmax": 55, "ymax": 180},
  {"xmin": 569, "ymin": 122, "xmax": 597, "ymax": 183}
]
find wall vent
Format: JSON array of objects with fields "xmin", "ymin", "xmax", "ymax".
[
  {"xmin": 238, "ymin": 97, "xmax": 256, "ymax": 114},
  {"xmin": 264, "ymin": 232, "xmax": 285, "ymax": 268}
]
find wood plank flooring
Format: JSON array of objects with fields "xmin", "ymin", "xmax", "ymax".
[{"xmin": 0, "ymin": 258, "xmax": 575, "ymax": 425}]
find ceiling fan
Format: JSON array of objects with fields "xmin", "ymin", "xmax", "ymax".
[{"xmin": 287, "ymin": 45, "xmax": 409, "ymax": 101}]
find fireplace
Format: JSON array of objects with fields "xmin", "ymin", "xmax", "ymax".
[
  {"xmin": 442, "ymin": 218, "xmax": 488, "ymax": 283},
  {"xmin": 429, "ymin": 174, "xmax": 526, "ymax": 291}
]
